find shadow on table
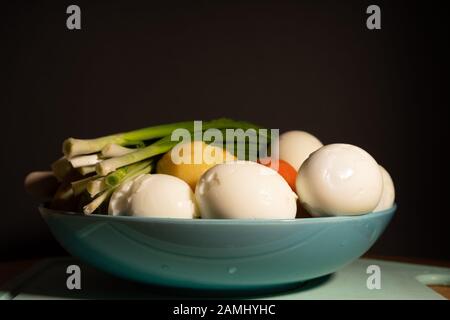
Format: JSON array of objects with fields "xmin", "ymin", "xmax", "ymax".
[{"xmin": 8, "ymin": 259, "xmax": 333, "ymax": 299}]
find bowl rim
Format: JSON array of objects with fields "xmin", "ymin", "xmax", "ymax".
[{"xmin": 39, "ymin": 203, "xmax": 396, "ymax": 225}]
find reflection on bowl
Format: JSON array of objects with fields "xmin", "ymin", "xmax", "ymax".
[{"xmin": 40, "ymin": 205, "xmax": 395, "ymax": 291}]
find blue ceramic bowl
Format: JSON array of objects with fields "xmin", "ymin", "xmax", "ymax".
[{"xmin": 40, "ymin": 205, "xmax": 395, "ymax": 291}]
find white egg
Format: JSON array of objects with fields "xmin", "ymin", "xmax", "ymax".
[
  {"xmin": 296, "ymin": 144, "xmax": 383, "ymax": 216},
  {"xmin": 373, "ymin": 165, "xmax": 395, "ymax": 212},
  {"xmin": 108, "ymin": 174, "xmax": 199, "ymax": 218},
  {"xmin": 277, "ymin": 131, "xmax": 323, "ymax": 171},
  {"xmin": 195, "ymin": 161, "xmax": 297, "ymax": 219}
]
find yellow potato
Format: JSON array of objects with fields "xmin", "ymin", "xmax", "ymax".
[{"xmin": 156, "ymin": 141, "xmax": 235, "ymax": 190}]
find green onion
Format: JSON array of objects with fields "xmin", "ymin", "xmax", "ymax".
[
  {"xmin": 63, "ymin": 118, "xmax": 262, "ymax": 158},
  {"xmin": 101, "ymin": 144, "xmax": 136, "ymax": 158},
  {"xmin": 83, "ymin": 188, "xmax": 115, "ymax": 215},
  {"xmin": 68, "ymin": 154, "xmax": 101, "ymax": 168},
  {"xmin": 105, "ymin": 159, "xmax": 153, "ymax": 187},
  {"xmin": 71, "ymin": 174, "xmax": 100, "ymax": 196},
  {"xmin": 96, "ymin": 137, "xmax": 176, "ymax": 176},
  {"xmin": 51, "ymin": 157, "xmax": 73, "ymax": 181},
  {"xmin": 86, "ymin": 177, "xmax": 107, "ymax": 197},
  {"xmin": 77, "ymin": 165, "xmax": 96, "ymax": 176},
  {"xmin": 83, "ymin": 163, "xmax": 152, "ymax": 214}
]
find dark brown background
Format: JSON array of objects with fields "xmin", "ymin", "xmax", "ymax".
[{"xmin": 1, "ymin": 0, "xmax": 449, "ymax": 261}]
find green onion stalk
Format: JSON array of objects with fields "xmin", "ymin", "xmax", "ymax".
[
  {"xmin": 83, "ymin": 162, "xmax": 152, "ymax": 214},
  {"xmin": 63, "ymin": 118, "xmax": 263, "ymax": 158},
  {"xmin": 101, "ymin": 144, "xmax": 136, "ymax": 158},
  {"xmin": 105, "ymin": 159, "xmax": 154, "ymax": 187},
  {"xmin": 96, "ymin": 137, "xmax": 175, "ymax": 176},
  {"xmin": 86, "ymin": 177, "xmax": 107, "ymax": 197},
  {"xmin": 71, "ymin": 174, "xmax": 101, "ymax": 196},
  {"xmin": 77, "ymin": 165, "xmax": 96, "ymax": 176}
]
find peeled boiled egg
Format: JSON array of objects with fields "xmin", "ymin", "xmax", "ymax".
[
  {"xmin": 296, "ymin": 144, "xmax": 383, "ymax": 216},
  {"xmin": 373, "ymin": 165, "xmax": 395, "ymax": 212},
  {"xmin": 109, "ymin": 174, "xmax": 199, "ymax": 218},
  {"xmin": 277, "ymin": 131, "xmax": 323, "ymax": 171},
  {"xmin": 195, "ymin": 161, "xmax": 297, "ymax": 219}
]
